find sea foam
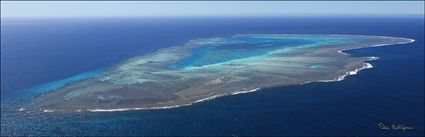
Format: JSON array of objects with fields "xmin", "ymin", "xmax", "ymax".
[
  {"xmin": 31, "ymin": 35, "xmax": 414, "ymax": 113},
  {"xmin": 87, "ymin": 88, "xmax": 261, "ymax": 112}
]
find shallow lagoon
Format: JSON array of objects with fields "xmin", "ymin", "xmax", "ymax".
[
  {"xmin": 15, "ymin": 34, "xmax": 413, "ymax": 112},
  {"xmin": 1, "ymin": 17, "xmax": 423, "ymax": 136}
]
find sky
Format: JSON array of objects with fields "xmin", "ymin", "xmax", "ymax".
[{"xmin": 1, "ymin": 1, "xmax": 424, "ymax": 18}]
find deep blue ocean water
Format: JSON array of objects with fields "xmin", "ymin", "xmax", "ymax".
[{"xmin": 1, "ymin": 16, "xmax": 424, "ymax": 136}]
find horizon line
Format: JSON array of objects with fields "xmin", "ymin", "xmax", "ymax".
[{"xmin": 1, "ymin": 13, "xmax": 424, "ymax": 19}]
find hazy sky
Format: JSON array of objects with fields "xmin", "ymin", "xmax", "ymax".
[{"xmin": 1, "ymin": 1, "xmax": 424, "ymax": 18}]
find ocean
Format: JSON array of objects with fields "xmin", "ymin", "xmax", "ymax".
[{"xmin": 1, "ymin": 16, "xmax": 424, "ymax": 136}]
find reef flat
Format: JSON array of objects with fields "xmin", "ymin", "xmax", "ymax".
[{"xmin": 22, "ymin": 34, "xmax": 413, "ymax": 112}]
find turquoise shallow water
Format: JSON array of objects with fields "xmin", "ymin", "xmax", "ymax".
[
  {"xmin": 170, "ymin": 37, "xmax": 342, "ymax": 69},
  {"xmin": 1, "ymin": 17, "xmax": 423, "ymax": 136},
  {"xmin": 3, "ymin": 68, "xmax": 106, "ymax": 106},
  {"xmin": 309, "ymin": 64, "xmax": 326, "ymax": 69},
  {"xmin": 2, "ymin": 34, "xmax": 350, "ymax": 105}
]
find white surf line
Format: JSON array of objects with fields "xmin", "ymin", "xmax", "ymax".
[
  {"xmin": 318, "ymin": 38, "xmax": 415, "ymax": 83},
  {"xmin": 317, "ymin": 56, "xmax": 380, "ymax": 83},
  {"xmin": 42, "ymin": 109, "xmax": 55, "ymax": 113},
  {"xmin": 43, "ymin": 88, "xmax": 262, "ymax": 113},
  {"xmin": 33, "ymin": 88, "xmax": 261, "ymax": 113},
  {"xmin": 337, "ymin": 38, "xmax": 415, "ymax": 56},
  {"xmin": 87, "ymin": 88, "xmax": 261, "ymax": 112},
  {"xmin": 44, "ymin": 36, "xmax": 416, "ymax": 113}
]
